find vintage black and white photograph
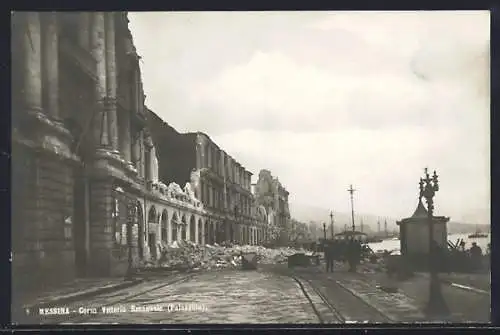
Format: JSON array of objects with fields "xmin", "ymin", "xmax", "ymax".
[{"xmin": 11, "ymin": 10, "xmax": 490, "ymax": 325}]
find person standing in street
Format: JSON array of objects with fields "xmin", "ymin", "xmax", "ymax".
[
  {"xmin": 347, "ymin": 239, "xmax": 362, "ymax": 272},
  {"xmin": 325, "ymin": 241, "xmax": 331, "ymax": 272},
  {"xmin": 469, "ymin": 242, "xmax": 483, "ymax": 272},
  {"xmin": 326, "ymin": 241, "xmax": 335, "ymax": 273}
]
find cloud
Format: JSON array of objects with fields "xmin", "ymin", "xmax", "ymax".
[
  {"xmin": 128, "ymin": 11, "xmax": 490, "ymax": 224},
  {"xmin": 211, "ymin": 127, "xmax": 488, "ymax": 220},
  {"xmin": 192, "ymin": 45, "xmax": 486, "ymax": 134}
]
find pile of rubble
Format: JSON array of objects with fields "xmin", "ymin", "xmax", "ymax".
[{"xmin": 150, "ymin": 241, "xmax": 308, "ymax": 272}]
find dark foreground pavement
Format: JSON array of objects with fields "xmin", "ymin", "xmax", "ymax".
[
  {"xmin": 18, "ymin": 269, "xmax": 321, "ymax": 325},
  {"xmin": 13, "ymin": 260, "xmax": 489, "ymax": 325}
]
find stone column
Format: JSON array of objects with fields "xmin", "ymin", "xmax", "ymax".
[
  {"xmin": 140, "ymin": 132, "xmax": 146, "ymax": 177},
  {"xmin": 201, "ymin": 141, "xmax": 207, "ymax": 169},
  {"xmin": 91, "ymin": 12, "xmax": 109, "ymax": 146},
  {"xmin": 133, "ymin": 131, "xmax": 141, "ymax": 174},
  {"xmin": 196, "ymin": 139, "xmax": 202, "ymax": 169},
  {"xmin": 167, "ymin": 217, "xmax": 172, "ymax": 244},
  {"xmin": 105, "ymin": 12, "xmax": 118, "ymax": 152},
  {"xmin": 194, "ymin": 217, "xmax": 199, "ymax": 244},
  {"xmin": 207, "ymin": 144, "xmax": 212, "ymax": 169},
  {"xmin": 23, "ymin": 12, "xmax": 42, "ymax": 113},
  {"xmin": 137, "ymin": 70, "xmax": 144, "ymax": 115},
  {"xmin": 41, "ymin": 12, "xmax": 59, "ymax": 119},
  {"xmin": 186, "ymin": 219, "xmax": 191, "ymax": 242},
  {"xmin": 150, "ymin": 146, "xmax": 157, "ymax": 181},
  {"xmin": 78, "ymin": 12, "xmax": 90, "ymax": 49},
  {"xmin": 201, "ymin": 220, "xmax": 205, "ymax": 245},
  {"xmin": 121, "ymin": 114, "xmax": 132, "ymax": 163}
]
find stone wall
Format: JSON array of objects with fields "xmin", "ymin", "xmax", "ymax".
[{"xmin": 12, "ymin": 144, "xmax": 76, "ymax": 295}]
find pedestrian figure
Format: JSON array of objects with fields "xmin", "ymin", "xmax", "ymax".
[
  {"xmin": 346, "ymin": 239, "xmax": 357, "ymax": 272},
  {"xmin": 324, "ymin": 242, "xmax": 331, "ymax": 272},
  {"xmin": 325, "ymin": 242, "xmax": 335, "ymax": 272},
  {"xmin": 469, "ymin": 242, "xmax": 483, "ymax": 271}
]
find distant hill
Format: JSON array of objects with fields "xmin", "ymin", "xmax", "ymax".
[
  {"xmin": 447, "ymin": 222, "xmax": 490, "ymax": 235},
  {"xmin": 289, "ymin": 202, "xmax": 399, "ymax": 233},
  {"xmin": 290, "ymin": 202, "xmax": 490, "ymax": 235}
]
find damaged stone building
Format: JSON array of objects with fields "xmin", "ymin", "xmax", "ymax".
[
  {"xmin": 146, "ymin": 110, "xmax": 268, "ymax": 246},
  {"xmin": 11, "ymin": 11, "xmax": 209, "ymax": 297},
  {"xmin": 253, "ymin": 169, "xmax": 291, "ymax": 245}
]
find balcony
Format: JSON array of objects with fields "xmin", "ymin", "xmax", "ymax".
[{"xmin": 59, "ymin": 38, "xmax": 97, "ymax": 81}]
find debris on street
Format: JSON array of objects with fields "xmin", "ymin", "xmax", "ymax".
[{"xmin": 149, "ymin": 241, "xmax": 310, "ymax": 272}]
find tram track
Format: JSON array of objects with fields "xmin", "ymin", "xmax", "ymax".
[
  {"xmin": 264, "ymin": 265, "xmax": 393, "ymax": 323},
  {"xmin": 290, "ymin": 274, "xmax": 345, "ymax": 323},
  {"xmin": 293, "ymin": 271, "xmax": 394, "ymax": 323}
]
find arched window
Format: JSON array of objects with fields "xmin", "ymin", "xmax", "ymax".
[
  {"xmin": 161, "ymin": 210, "xmax": 168, "ymax": 243},
  {"xmin": 204, "ymin": 220, "xmax": 210, "ymax": 245},
  {"xmin": 113, "ymin": 197, "xmax": 121, "ymax": 244},
  {"xmin": 171, "ymin": 213, "xmax": 178, "ymax": 242},
  {"xmin": 112, "ymin": 187, "xmax": 126, "ymax": 245},
  {"xmin": 181, "ymin": 215, "xmax": 187, "ymax": 240},
  {"xmin": 136, "ymin": 202, "xmax": 144, "ymax": 259},
  {"xmin": 148, "ymin": 206, "xmax": 157, "ymax": 224},
  {"xmin": 198, "ymin": 219, "xmax": 203, "ymax": 245}
]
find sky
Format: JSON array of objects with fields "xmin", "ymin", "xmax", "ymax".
[{"xmin": 128, "ymin": 11, "xmax": 490, "ymax": 224}]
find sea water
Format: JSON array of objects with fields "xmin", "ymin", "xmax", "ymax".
[{"xmin": 367, "ymin": 233, "xmax": 490, "ymax": 254}]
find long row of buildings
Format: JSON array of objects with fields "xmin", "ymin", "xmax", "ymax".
[{"xmin": 11, "ymin": 11, "xmax": 291, "ymax": 295}]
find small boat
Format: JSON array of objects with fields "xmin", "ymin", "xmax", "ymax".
[{"xmin": 468, "ymin": 226, "xmax": 489, "ymax": 239}]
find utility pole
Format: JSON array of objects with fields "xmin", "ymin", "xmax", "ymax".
[
  {"xmin": 348, "ymin": 184, "xmax": 356, "ymax": 232},
  {"xmin": 330, "ymin": 211, "xmax": 334, "ymax": 240},
  {"xmin": 384, "ymin": 219, "xmax": 388, "ymax": 237}
]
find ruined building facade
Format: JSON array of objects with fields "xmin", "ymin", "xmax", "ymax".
[
  {"xmin": 146, "ymin": 110, "xmax": 267, "ymax": 245},
  {"xmin": 253, "ymin": 170, "xmax": 291, "ymax": 244},
  {"xmin": 11, "ymin": 12, "xmax": 208, "ymax": 296}
]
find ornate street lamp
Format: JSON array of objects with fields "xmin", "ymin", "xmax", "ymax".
[{"xmin": 419, "ymin": 168, "xmax": 449, "ymax": 318}]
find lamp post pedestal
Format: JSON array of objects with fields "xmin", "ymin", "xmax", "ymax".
[
  {"xmin": 424, "ymin": 271, "xmax": 449, "ymax": 319},
  {"xmin": 420, "ymin": 168, "xmax": 449, "ymax": 320}
]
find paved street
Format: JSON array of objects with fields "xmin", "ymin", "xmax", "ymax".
[
  {"xmin": 272, "ymin": 263, "xmax": 424, "ymax": 323},
  {"xmin": 20, "ymin": 261, "xmax": 490, "ymax": 325},
  {"xmin": 29, "ymin": 270, "xmax": 320, "ymax": 324}
]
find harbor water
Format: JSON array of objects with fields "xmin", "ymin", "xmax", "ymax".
[{"xmin": 367, "ymin": 233, "xmax": 490, "ymax": 255}]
